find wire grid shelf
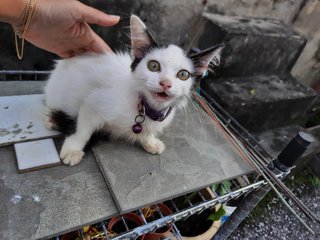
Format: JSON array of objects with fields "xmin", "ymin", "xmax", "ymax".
[
  {"xmin": 0, "ymin": 70, "xmax": 50, "ymax": 81},
  {"xmin": 1, "ymin": 70, "xmax": 277, "ymax": 240},
  {"xmin": 51, "ymin": 173, "xmax": 284, "ymax": 240}
]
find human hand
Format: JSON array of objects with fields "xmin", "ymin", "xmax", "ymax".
[{"xmin": 13, "ymin": 0, "xmax": 120, "ymax": 58}]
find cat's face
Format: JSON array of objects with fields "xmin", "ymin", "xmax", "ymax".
[
  {"xmin": 130, "ymin": 15, "xmax": 223, "ymax": 110},
  {"xmin": 133, "ymin": 45, "xmax": 194, "ymax": 109}
]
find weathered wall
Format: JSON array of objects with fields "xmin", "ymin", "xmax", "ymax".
[
  {"xmin": 291, "ymin": 0, "xmax": 320, "ymax": 88},
  {"xmin": 205, "ymin": 0, "xmax": 304, "ymax": 24},
  {"xmin": 0, "ymin": 0, "xmax": 319, "ymax": 89},
  {"xmin": 204, "ymin": 0, "xmax": 320, "ymax": 89}
]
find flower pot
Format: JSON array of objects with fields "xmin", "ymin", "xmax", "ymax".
[
  {"xmin": 144, "ymin": 233, "xmax": 171, "ymax": 240},
  {"xmin": 60, "ymin": 231, "xmax": 79, "ymax": 240},
  {"xmin": 143, "ymin": 203, "xmax": 173, "ymax": 236},
  {"xmin": 165, "ymin": 188, "xmax": 221, "ymax": 240},
  {"xmin": 108, "ymin": 212, "xmax": 145, "ymax": 240}
]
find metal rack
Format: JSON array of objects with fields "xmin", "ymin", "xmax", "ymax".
[
  {"xmin": 49, "ymin": 172, "xmax": 284, "ymax": 240},
  {"xmin": 1, "ymin": 71, "xmax": 281, "ymax": 240},
  {"xmin": 0, "ymin": 70, "xmax": 50, "ymax": 81}
]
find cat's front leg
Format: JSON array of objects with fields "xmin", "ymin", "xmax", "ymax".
[
  {"xmin": 60, "ymin": 107, "xmax": 102, "ymax": 166},
  {"xmin": 60, "ymin": 134, "xmax": 86, "ymax": 166},
  {"xmin": 140, "ymin": 134, "xmax": 166, "ymax": 155}
]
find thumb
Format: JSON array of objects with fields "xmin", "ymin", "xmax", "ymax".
[{"xmin": 78, "ymin": 2, "xmax": 120, "ymax": 27}]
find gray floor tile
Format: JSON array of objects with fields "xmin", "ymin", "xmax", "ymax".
[
  {"xmin": 93, "ymin": 106, "xmax": 253, "ymax": 213},
  {"xmin": 0, "ymin": 94, "xmax": 60, "ymax": 147},
  {"xmin": 0, "ymin": 141, "xmax": 118, "ymax": 240}
]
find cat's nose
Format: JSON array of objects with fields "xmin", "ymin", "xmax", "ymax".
[{"xmin": 160, "ymin": 79, "xmax": 172, "ymax": 90}]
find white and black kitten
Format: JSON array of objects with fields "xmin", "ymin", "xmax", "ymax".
[{"xmin": 44, "ymin": 15, "xmax": 223, "ymax": 166}]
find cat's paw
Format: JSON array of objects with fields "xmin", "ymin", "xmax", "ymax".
[
  {"xmin": 142, "ymin": 138, "xmax": 165, "ymax": 155},
  {"xmin": 60, "ymin": 140, "xmax": 84, "ymax": 166},
  {"xmin": 60, "ymin": 150, "xmax": 84, "ymax": 166}
]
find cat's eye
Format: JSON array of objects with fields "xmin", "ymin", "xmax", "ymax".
[
  {"xmin": 147, "ymin": 60, "xmax": 161, "ymax": 72},
  {"xmin": 177, "ymin": 70, "xmax": 190, "ymax": 80}
]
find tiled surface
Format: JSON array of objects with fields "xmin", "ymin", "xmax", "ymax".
[
  {"xmin": 14, "ymin": 139, "xmax": 61, "ymax": 171},
  {"xmin": 93, "ymin": 106, "xmax": 253, "ymax": 213},
  {"xmin": 0, "ymin": 94, "xmax": 60, "ymax": 147},
  {"xmin": 0, "ymin": 141, "xmax": 118, "ymax": 240}
]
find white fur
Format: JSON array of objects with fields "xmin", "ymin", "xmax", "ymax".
[
  {"xmin": 45, "ymin": 15, "xmax": 222, "ymax": 166},
  {"xmin": 45, "ymin": 46, "xmax": 194, "ymax": 166}
]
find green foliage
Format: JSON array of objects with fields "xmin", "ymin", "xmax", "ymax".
[
  {"xmin": 288, "ymin": 167, "xmax": 320, "ymax": 187},
  {"xmin": 211, "ymin": 180, "xmax": 232, "ymax": 196},
  {"xmin": 208, "ymin": 180, "xmax": 232, "ymax": 221},
  {"xmin": 309, "ymin": 175, "xmax": 320, "ymax": 187},
  {"xmin": 208, "ymin": 205, "xmax": 226, "ymax": 222}
]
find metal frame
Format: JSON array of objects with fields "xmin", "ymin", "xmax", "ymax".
[{"xmin": 0, "ymin": 70, "xmax": 50, "ymax": 81}]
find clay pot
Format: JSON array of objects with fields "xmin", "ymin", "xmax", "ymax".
[
  {"xmin": 59, "ymin": 231, "xmax": 79, "ymax": 240},
  {"xmin": 165, "ymin": 188, "xmax": 221, "ymax": 240},
  {"xmin": 108, "ymin": 213, "xmax": 145, "ymax": 240},
  {"xmin": 147, "ymin": 203, "xmax": 173, "ymax": 234},
  {"xmin": 145, "ymin": 233, "xmax": 173, "ymax": 240}
]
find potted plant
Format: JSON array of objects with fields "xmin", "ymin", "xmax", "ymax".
[
  {"xmin": 107, "ymin": 212, "xmax": 145, "ymax": 240},
  {"xmin": 211, "ymin": 181, "xmax": 237, "ymax": 224},
  {"xmin": 143, "ymin": 203, "xmax": 173, "ymax": 239},
  {"xmin": 164, "ymin": 187, "xmax": 221, "ymax": 240}
]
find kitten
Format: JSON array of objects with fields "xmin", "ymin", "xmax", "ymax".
[{"xmin": 44, "ymin": 15, "xmax": 223, "ymax": 166}]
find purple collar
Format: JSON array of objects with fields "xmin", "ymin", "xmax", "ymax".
[{"xmin": 141, "ymin": 95, "xmax": 172, "ymax": 122}]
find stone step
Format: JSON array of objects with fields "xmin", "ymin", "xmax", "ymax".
[
  {"xmin": 201, "ymin": 74, "xmax": 317, "ymax": 132},
  {"xmin": 195, "ymin": 13, "xmax": 306, "ymax": 78}
]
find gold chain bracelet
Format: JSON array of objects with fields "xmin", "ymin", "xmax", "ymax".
[{"xmin": 14, "ymin": 0, "xmax": 38, "ymax": 60}]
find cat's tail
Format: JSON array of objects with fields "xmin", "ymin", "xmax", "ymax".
[
  {"xmin": 47, "ymin": 109, "xmax": 76, "ymax": 136},
  {"xmin": 47, "ymin": 109, "xmax": 109, "ymax": 149}
]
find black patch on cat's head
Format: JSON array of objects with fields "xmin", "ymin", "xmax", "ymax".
[
  {"xmin": 130, "ymin": 15, "xmax": 159, "ymax": 71},
  {"xmin": 189, "ymin": 44, "xmax": 224, "ymax": 78}
]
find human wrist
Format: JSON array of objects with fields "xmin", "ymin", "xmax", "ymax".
[{"xmin": 0, "ymin": 0, "xmax": 29, "ymax": 27}]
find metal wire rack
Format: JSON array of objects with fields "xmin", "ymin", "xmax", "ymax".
[
  {"xmin": 0, "ymin": 70, "xmax": 50, "ymax": 81},
  {"xmin": 50, "ymin": 173, "xmax": 284, "ymax": 240}
]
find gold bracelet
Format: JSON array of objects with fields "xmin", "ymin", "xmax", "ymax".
[{"xmin": 14, "ymin": 0, "xmax": 38, "ymax": 60}]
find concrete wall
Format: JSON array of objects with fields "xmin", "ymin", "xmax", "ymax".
[
  {"xmin": 205, "ymin": 0, "xmax": 304, "ymax": 24},
  {"xmin": 0, "ymin": 0, "xmax": 319, "ymax": 89},
  {"xmin": 205, "ymin": 0, "xmax": 320, "ymax": 89},
  {"xmin": 291, "ymin": 0, "xmax": 320, "ymax": 88}
]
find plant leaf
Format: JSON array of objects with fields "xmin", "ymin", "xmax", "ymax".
[{"xmin": 208, "ymin": 205, "xmax": 226, "ymax": 221}]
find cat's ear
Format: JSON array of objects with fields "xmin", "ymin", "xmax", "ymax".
[
  {"xmin": 189, "ymin": 44, "xmax": 224, "ymax": 77},
  {"xmin": 130, "ymin": 15, "xmax": 158, "ymax": 59}
]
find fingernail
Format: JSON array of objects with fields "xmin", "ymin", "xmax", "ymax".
[{"xmin": 108, "ymin": 15, "xmax": 120, "ymax": 22}]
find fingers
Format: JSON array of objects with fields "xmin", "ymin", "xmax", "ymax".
[
  {"xmin": 89, "ymin": 33, "xmax": 112, "ymax": 53},
  {"xmin": 78, "ymin": 1, "xmax": 120, "ymax": 27},
  {"xmin": 57, "ymin": 34, "xmax": 112, "ymax": 59},
  {"xmin": 58, "ymin": 52, "xmax": 73, "ymax": 59}
]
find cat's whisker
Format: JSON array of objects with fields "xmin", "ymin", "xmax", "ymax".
[
  {"xmin": 191, "ymin": 90, "xmax": 216, "ymax": 138},
  {"xmin": 190, "ymin": 92, "xmax": 218, "ymax": 140},
  {"xmin": 183, "ymin": 105, "xmax": 189, "ymax": 132},
  {"xmin": 185, "ymin": 20, "xmax": 205, "ymax": 55},
  {"xmin": 185, "ymin": 94, "xmax": 207, "ymax": 144},
  {"xmin": 184, "ymin": 96, "xmax": 196, "ymax": 136},
  {"xmin": 188, "ymin": 96, "xmax": 205, "ymax": 143}
]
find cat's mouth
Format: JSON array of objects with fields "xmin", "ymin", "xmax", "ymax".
[{"xmin": 151, "ymin": 91, "xmax": 171, "ymax": 102}]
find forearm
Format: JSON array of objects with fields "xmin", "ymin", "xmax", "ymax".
[{"xmin": 0, "ymin": 0, "xmax": 28, "ymax": 26}]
